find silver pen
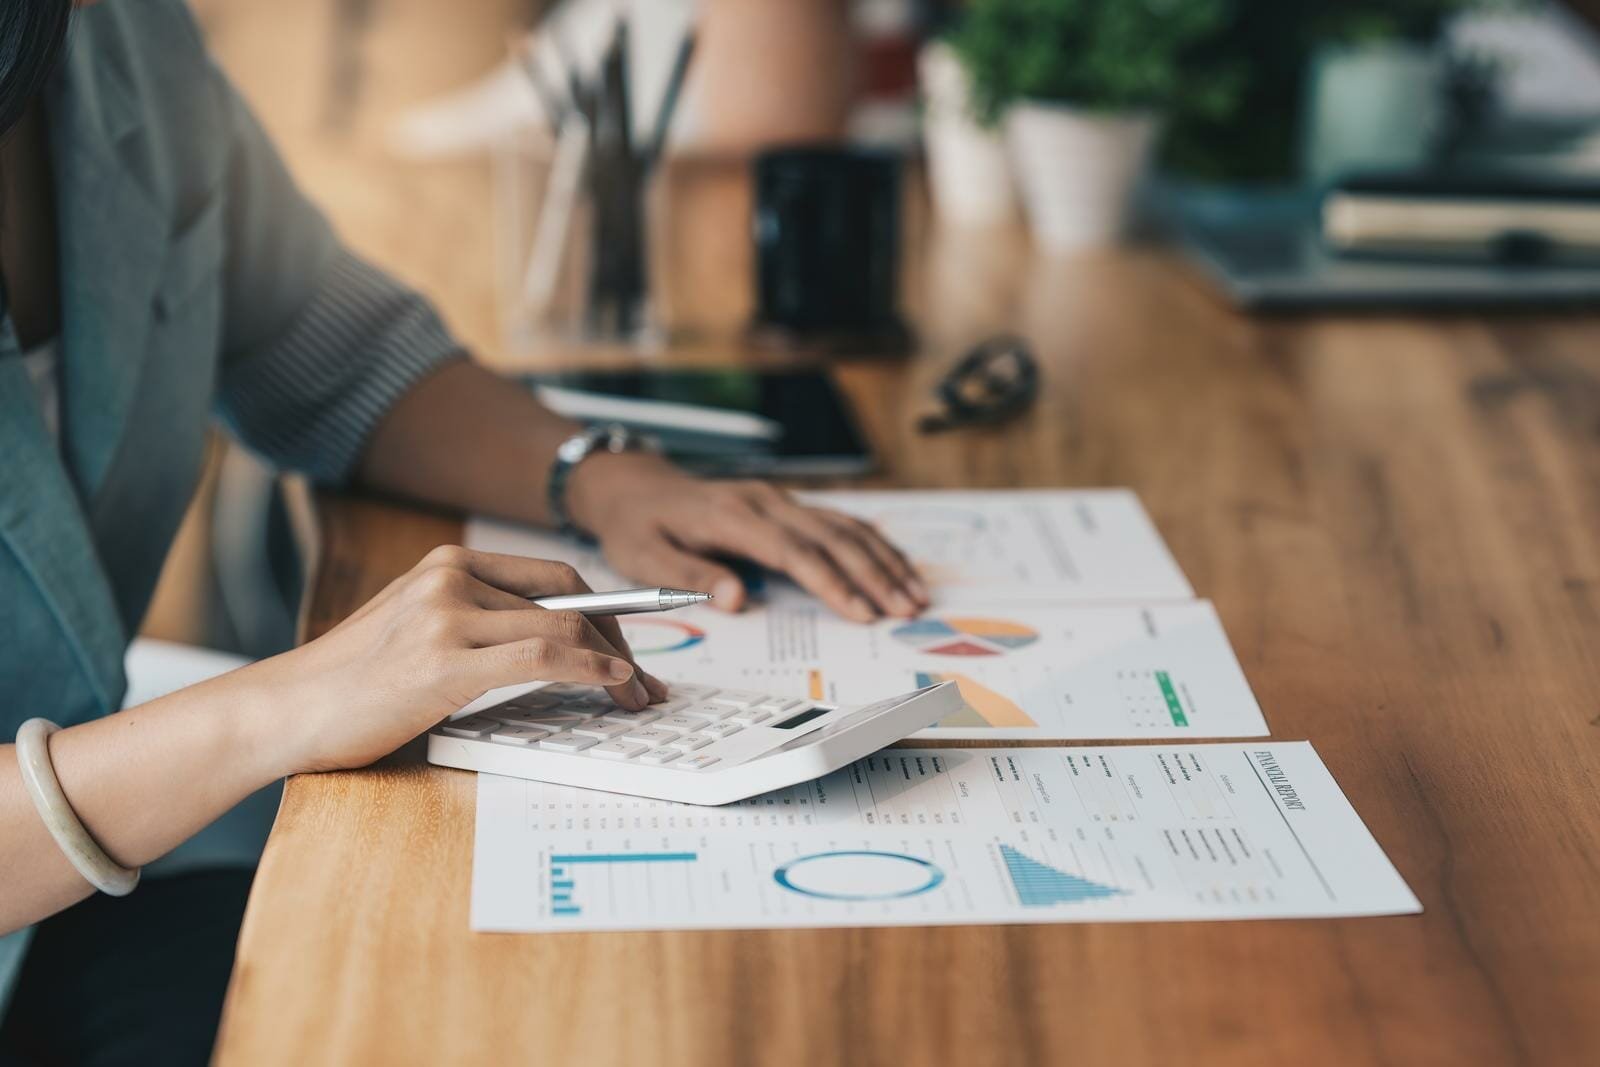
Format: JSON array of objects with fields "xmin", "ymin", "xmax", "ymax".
[{"xmin": 529, "ymin": 587, "xmax": 712, "ymax": 616}]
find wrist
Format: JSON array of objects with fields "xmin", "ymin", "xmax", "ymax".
[
  {"xmin": 221, "ymin": 659, "xmax": 321, "ymax": 782},
  {"xmin": 563, "ymin": 450, "xmax": 681, "ymax": 535}
]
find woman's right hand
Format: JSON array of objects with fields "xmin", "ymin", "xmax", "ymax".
[{"xmin": 241, "ymin": 545, "xmax": 668, "ymax": 774}]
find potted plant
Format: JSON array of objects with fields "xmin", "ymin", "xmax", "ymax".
[
  {"xmin": 949, "ymin": 0, "xmax": 1235, "ymax": 251},
  {"xmin": 1300, "ymin": 0, "xmax": 1507, "ymax": 184}
]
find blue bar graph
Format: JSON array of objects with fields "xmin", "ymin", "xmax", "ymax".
[
  {"xmin": 550, "ymin": 853, "xmax": 698, "ymax": 864},
  {"xmin": 999, "ymin": 845, "xmax": 1123, "ymax": 907},
  {"xmin": 547, "ymin": 852, "xmax": 699, "ymax": 917}
]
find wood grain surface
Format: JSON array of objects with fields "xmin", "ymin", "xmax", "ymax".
[
  {"xmin": 215, "ymin": 234, "xmax": 1600, "ymax": 1066},
  {"xmin": 196, "ymin": 4, "xmax": 1600, "ymax": 1063}
]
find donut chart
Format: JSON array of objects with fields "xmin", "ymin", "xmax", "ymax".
[{"xmin": 773, "ymin": 850, "xmax": 945, "ymax": 901}]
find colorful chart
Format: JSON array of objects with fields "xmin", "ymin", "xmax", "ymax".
[
  {"xmin": 620, "ymin": 619, "xmax": 706, "ymax": 654},
  {"xmin": 892, "ymin": 617, "xmax": 1039, "ymax": 657},
  {"xmin": 998, "ymin": 845, "xmax": 1124, "ymax": 906},
  {"xmin": 773, "ymin": 851, "xmax": 945, "ymax": 901},
  {"xmin": 549, "ymin": 851, "xmax": 699, "ymax": 917},
  {"xmin": 915, "ymin": 671, "xmax": 1037, "ymax": 729}
]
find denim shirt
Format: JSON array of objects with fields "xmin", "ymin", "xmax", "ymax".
[{"xmin": 1, "ymin": 0, "xmax": 460, "ymax": 1005}]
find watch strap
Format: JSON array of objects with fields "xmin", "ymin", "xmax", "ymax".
[{"xmin": 547, "ymin": 423, "xmax": 655, "ymax": 540}]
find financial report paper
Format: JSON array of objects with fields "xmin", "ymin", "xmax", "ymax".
[
  {"xmin": 596, "ymin": 598, "xmax": 1266, "ymax": 739},
  {"xmin": 471, "ymin": 742, "xmax": 1421, "ymax": 933},
  {"xmin": 466, "ymin": 488, "xmax": 1193, "ymax": 609},
  {"xmin": 466, "ymin": 491, "xmax": 1261, "ymax": 739}
]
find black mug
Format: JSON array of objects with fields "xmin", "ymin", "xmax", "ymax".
[{"xmin": 750, "ymin": 146, "xmax": 911, "ymax": 355}]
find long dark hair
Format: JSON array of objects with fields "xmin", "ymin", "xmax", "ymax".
[{"xmin": 0, "ymin": 0, "xmax": 72, "ymax": 139}]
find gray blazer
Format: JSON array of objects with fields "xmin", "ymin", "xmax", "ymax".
[{"xmin": 0, "ymin": 0, "xmax": 459, "ymax": 1000}]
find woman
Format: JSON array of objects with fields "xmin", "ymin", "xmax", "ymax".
[{"xmin": 0, "ymin": 0, "xmax": 926, "ymax": 1060}]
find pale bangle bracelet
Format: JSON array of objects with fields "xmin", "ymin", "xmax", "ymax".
[{"xmin": 15, "ymin": 719, "xmax": 140, "ymax": 897}]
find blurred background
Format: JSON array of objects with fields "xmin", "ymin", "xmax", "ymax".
[{"xmin": 148, "ymin": 0, "xmax": 1600, "ymax": 647}]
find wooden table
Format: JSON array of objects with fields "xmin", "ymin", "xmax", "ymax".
[{"xmin": 213, "ymin": 213, "xmax": 1600, "ymax": 1064}]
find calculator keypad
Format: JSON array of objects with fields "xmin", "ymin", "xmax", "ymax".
[{"xmin": 441, "ymin": 682, "xmax": 821, "ymax": 771}]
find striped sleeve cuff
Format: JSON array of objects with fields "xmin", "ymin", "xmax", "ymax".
[{"xmin": 215, "ymin": 251, "xmax": 461, "ymax": 485}]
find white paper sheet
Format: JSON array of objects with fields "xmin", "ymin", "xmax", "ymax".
[
  {"xmin": 598, "ymin": 599, "xmax": 1267, "ymax": 740},
  {"xmin": 470, "ymin": 742, "xmax": 1420, "ymax": 932},
  {"xmin": 465, "ymin": 488, "xmax": 1194, "ymax": 609},
  {"xmin": 793, "ymin": 489, "xmax": 1194, "ymax": 605},
  {"xmin": 465, "ymin": 491, "xmax": 1257, "ymax": 740}
]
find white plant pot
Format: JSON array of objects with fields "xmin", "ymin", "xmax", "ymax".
[
  {"xmin": 1005, "ymin": 103, "xmax": 1159, "ymax": 252},
  {"xmin": 919, "ymin": 42, "xmax": 1018, "ymax": 226}
]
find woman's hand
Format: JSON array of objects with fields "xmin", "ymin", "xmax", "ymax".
[
  {"xmin": 566, "ymin": 454, "xmax": 930, "ymax": 623},
  {"xmin": 247, "ymin": 546, "xmax": 668, "ymax": 774}
]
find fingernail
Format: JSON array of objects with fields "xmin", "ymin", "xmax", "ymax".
[
  {"xmin": 889, "ymin": 592, "xmax": 916, "ymax": 617},
  {"xmin": 608, "ymin": 659, "xmax": 634, "ymax": 682},
  {"xmin": 642, "ymin": 672, "xmax": 670, "ymax": 701},
  {"xmin": 627, "ymin": 678, "xmax": 650, "ymax": 707},
  {"xmin": 908, "ymin": 576, "xmax": 930, "ymax": 601},
  {"xmin": 849, "ymin": 596, "xmax": 877, "ymax": 623},
  {"xmin": 712, "ymin": 577, "xmax": 743, "ymax": 610}
]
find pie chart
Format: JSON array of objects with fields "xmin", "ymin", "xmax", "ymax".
[{"xmin": 891, "ymin": 617, "xmax": 1039, "ymax": 657}]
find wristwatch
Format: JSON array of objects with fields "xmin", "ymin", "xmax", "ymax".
[{"xmin": 547, "ymin": 423, "xmax": 658, "ymax": 540}]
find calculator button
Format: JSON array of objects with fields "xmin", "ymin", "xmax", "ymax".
[
  {"xmin": 755, "ymin": 697, "xmax": 803, "ymax": 713},
  {"xmin": 490, "ymin": 726, "xmax": 549, "ymax": 746},
  {"xmin": 646, "ymin": 697, "xmax": 694, "ymax": 715},
  {"xmin": 663, "ymin": 683, "xmax": 718, "ymax": 700},
  {"xmin": 677, "ymin": 701, "xmax": 737, "ymax": 722},
  {"xmin": 483, "ymin": 709, "xmax": 559, "ymax": 729},
  {"xmin": 538, "ymin": 732, "xmax": 600, "ymax": 752},
  {"xmin": 667, "ymin": 733, "xmax": 714, "ymax": 751},
  {"xmin": 623, "ymin": 727, "xmax": 683, "ymax": 746},
  {"xmin": 601, "ymin": 709, "xmax": 662, "ymax": 726},
  {"xmin": 700, "ymin": 722, "xmax": 743, "ymax": 740},
  {"xmin": 539, "ymin": 683, "xmax": 598, "ymax": 698},
  {"xmin": 440, "ymin": 716, "xmax": 499, "ymax": 739},
  {"xmin": 638, "ymin": 748, "xmax": 681, "ymax": 765},
  {"xmin": 512, "ymin": 711, "xmax": 591, "ymax": 730},
  {"xmin": 727, "ymin": 708, "xmax": 773, "ymax": 725},
  {"xmin": 570, "ymin": 720, "xmax": 635, "ymax": 739},
  {"xmin": 680, "ymin": 754, "xmax": 721, "ymax": 770},
  {"xmin": 656, "ymin": 714, "xmax": 715, "ymax": 732},
  {"xmin": 707, "ymin": 689, "xmax": 765, "ymax": 708},
  {"xmin": 560, "ymin": 696, "xmax": 614, "ymax": 713},
  {"xmin": 589, "ymin": 740, "xmax": 649, "ymax": 760},
  {"xmin": 503, "ymin": 691, "xmax": 561, "ymax": 710}
]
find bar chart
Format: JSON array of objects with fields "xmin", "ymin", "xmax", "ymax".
[{"xmin": 548, "ymin": 851, "xmax": 699, "ymax": 917}]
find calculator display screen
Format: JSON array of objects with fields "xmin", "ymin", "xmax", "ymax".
[{"xmin": 771, "ymin": 707, "xmax": 829, "ymax": 730}]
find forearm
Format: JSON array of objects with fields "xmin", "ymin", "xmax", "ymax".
[
  {"xmin": 0, "ymin": 667, "xmax": 291, "ymax": 935},
  {"xmin": 355, "ymin": 356, "xmax": 681, "ymax": 530},
  {"xmin": 356, "ymin": 357, "xmax": 575, "ymax": 526}
]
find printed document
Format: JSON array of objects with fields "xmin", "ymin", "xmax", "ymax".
[
  {"xmin": 595, "ymin": 598, "xmax": 1265, "ymax": 739},
  {"xmin": 467, "ymin": 488, "xmax": 1193, "ymax": 608},
  {"xmin": 466, "ymin": 491, "xmax": 1262, "ymax": 739},
  {"xmin": 471, "ymin": 742, "xmax": 1421, "ymax": 932}
]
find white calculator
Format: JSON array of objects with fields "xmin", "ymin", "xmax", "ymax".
[{"xmin": 426, "ymin": 680, "xmax": 961, "ymax": 805}]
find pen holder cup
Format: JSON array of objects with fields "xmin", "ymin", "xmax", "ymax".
[{"xmin": 495, "ymin": 125, "xmax": 665, "ymax": 353}]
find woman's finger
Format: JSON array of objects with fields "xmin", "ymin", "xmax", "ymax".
[
  {"xmin": 819, "ymin": 511, "xmax": 929, "ymax": 606},
  {"xmin": 452, "ymin": 573, "xmax": 666, "ymax": 702},
  {"xmin": 616, "ymin": 534, "xmax": 748, "ymax": 611},
  {"xmin": 462, "ymin": 608, "xmax": 650, "ymax": 710},
  {"xmin": 470, "ymin": 635, "xmax": 640, "ymax": 699},
  {"xmin": 758, "ymin": 500, "xmax": 920, "ymax": 617},
  {"xmin": 420, "ymin": 545, "xmax": 593, "ymax": 599},
  {"xmin": 674, "ymin": 505, "xmax": 876, "ymax": 622}
]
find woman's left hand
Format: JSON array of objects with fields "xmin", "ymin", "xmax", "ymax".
[{"xmin": 566, "ymin": 454, "xmax": 930, "ymax": 622}]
